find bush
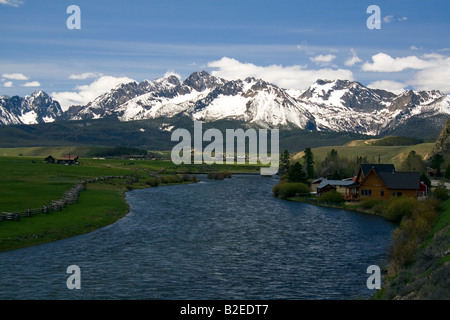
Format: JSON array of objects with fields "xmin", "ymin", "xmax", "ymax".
[
  {"xmin": 385, "ymin": 197, "xmax": 417, "ymax": 222},
  {"xmin": 318, "ymin": 191, "xmax": 344, "ymax": 204},
  {"xmin": 160, "ymin": 175, "xmax": 182, "ymax": 184},
  {"xmin": 272, "ymin": 182, "xmax": 310, "ymax": 199},
  {"xmin": 146, "ymin": 177, "xmax": 160, "ymax": 187},
  {"xmin": 432, "ymin": 187, "xmax": 449, "ymax": 201},
  {"xmin": 359, "ymin": 198, "xmax": 384, "ymax": 210}
]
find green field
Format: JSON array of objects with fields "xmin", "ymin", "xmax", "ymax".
[{"xmin": 0, "ymin": 151, "xmax": 263, "ymax": 251}]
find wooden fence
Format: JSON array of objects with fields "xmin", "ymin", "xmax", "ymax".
[{"xmin": 1, "ymin": 175, "xmax": 127, "ymax": 222}]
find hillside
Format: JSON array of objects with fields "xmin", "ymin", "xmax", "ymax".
[{"xmin": 292, "ymin": 139, "xmax": 434, "ymax": 170}]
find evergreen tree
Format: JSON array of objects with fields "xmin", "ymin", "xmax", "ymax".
[
  {"xmin": 303, "ymin": 147, "xmax": 315, "ymax": 179},
  {"xmin": 287, "ymin": 162, "xmax": 307, "ymax": 183},
  {"xmin": 431, "ymin": 154, "xmax": 444, "ymax": 177},
  {"xmin": 279, "ymin": 149, "xmax": 291, "ymax": 175}
]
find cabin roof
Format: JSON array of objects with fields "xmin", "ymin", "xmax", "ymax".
[
  {"xmin": 360, "ymin": 164, "xmax": 395, "ymax": 176},
  {"xmin": 376, "ymin": 171, "xmax": 420, "ymax": 190}
]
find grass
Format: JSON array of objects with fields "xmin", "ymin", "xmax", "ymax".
[
  {"xmin": 293, "ymin": 141, "xmax": 434, "ymax": 168},
  {"xmin": 0, "ymin": 183, "xmax": 129, "ymax": 252},
  {"xmin": 0, "ymin": 152, "xmax": 264, "ymax": 251}
]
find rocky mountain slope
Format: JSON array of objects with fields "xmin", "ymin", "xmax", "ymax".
[
  {"xmin": 1, "ymin": 71, "xmax": 449, "ymax": 137},
  {"xmin": 0, "ymin": 91, "xmax": 63, "ymax": 125}
]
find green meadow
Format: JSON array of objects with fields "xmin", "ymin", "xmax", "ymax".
[{"xmin": 0, "ymin": 151, "xmax": 262, "ymax": 251}]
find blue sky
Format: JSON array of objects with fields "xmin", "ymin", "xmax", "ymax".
[{"xmin": 1, "ymin": 0, "xmax": 449, "ymax": 108}]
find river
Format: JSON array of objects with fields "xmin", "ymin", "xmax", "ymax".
[{"xmin": 0, "ymin": 175, "xmax": 395, "ymax": 300}]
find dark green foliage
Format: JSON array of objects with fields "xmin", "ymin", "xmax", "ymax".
[
  {"xmin": 432, "ymin": 186, "xmax": 449, "ymax": 201},
  {"xmin": 318, "ymin": 191, "xmax": 344, "ymax": 204},
  {"xmin": 207, "ymin": 171, "xmax": 231, "ymax": 180},
  {"xmin": 303, "ymin": 147, "xmax": 315, "ymax": 179},
  {"xmin": 287, "ymin": 162, "xmax": 308, "ymax": 183},
  {"xmin": 278, "ymin": 150, "xmax": 290, "ymax": 175},
  {"xmin": 430, "ymin": 154, "xmax": 444, "ymax": 177},
  {"xmin": 370, "ymin": 136, "xmax": 423, "ymax": 146},
  {"xmin": 272, "ymin": 182, "xmax": 310, "ymax": 199},
  {"xmin": 88, "ymin": 146, "xmax": 148, "ymax": 157},
  {"xmin": 400, "ymin": 150, "xmax": 426, "ymax": 173}
]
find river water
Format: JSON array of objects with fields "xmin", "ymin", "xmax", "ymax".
[{"xmin": 0, "ymin": 175, "xmax": 395, "ymax": 300}]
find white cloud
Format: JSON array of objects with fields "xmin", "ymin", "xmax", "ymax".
[
  {"xmin": 164, "ymin": 70, "xmax": 181, "ymax": 80},
  {"xmin": 51, "ymin": 75, "xmax": 135, "ymax": 110},
  {"xmin": 361, "ymin": 52, "xmax": 435, "ymax": 72},
  {"xmin": 383, "ymin": 15, "xmax": 395, "ymax": 24},
  {"xmin": 310, "ymin": 54, "xmax": 336, "ymax": 66},
  {"xmin": 362, "ymin": 52, "xmax": 450, "ymax": 93},
  {"xmin": 23, "ymin": 81, "xmax": 40, "ymax": 87},
  {"xmin": 68, "ymin": 72, "xmax": 102, "ymax": 80},
  {"xmin": 2, "ymin": 73, "xmax": 29, "ymax": 80},
  {"xmin": 0, "ymin": 0, "xmax": 23, "ymax": 7},
  {"xmin": 207, "ymin": 57, "xmax": 353, "ymax": 90},
  {"xmin": 368, "ymin": 80, "xmax": 406, "ymax": 94},
  {"xmin": 410, "ymin": 56, "xmax": 450, "ymax": 92},
  {"xmin": 398, "ymin": 17, "xmax": 408, "ymax": 22},
  {"xmin": 4, "ymin": 81, "xmax": 13, "ymax": 87},
  {"xmin": 345, "ymin": 48, "xmax": 362, "ymax": 67}
]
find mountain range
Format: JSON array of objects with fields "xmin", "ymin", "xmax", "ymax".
[{"xmin": 1, "ymin": 71, "xmax": 449, "ymax": 139}]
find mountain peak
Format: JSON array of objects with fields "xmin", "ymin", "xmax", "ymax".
[{"xmin": 183, "ymin": 70, "xmax": 223, "ymax": 92}]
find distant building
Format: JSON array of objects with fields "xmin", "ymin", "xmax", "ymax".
[
  {"xmin": 56, "ymin": 154, "xmax": 79, "ymax": 165},
  {"xmin": 316, "ymin": 179, "xmax": 356, "ymax": 197},
  {"xmin": 44, "ymin": 155, "xmax": 55, "ymax": 164}
]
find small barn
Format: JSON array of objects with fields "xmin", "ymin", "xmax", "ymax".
[
  {"xmin": 56, "ymin": 154, "xmax": 79, "ymax": 165},
  {"xmin": 44, "ymin": 155, "xmax": 55, "ymax": 164}
]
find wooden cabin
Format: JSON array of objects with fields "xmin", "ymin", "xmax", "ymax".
[{"xmin": 356, "ymin": 164, "xmax": 420, "ymax": 200}]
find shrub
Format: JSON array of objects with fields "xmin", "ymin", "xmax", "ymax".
[
  {"xmin": 359, "ymin": 198, "xmax": 384, "ymax": 210},
  {"xmin": 146, "ymin": 177, "xmax": 160, "ymax": 187},
  {"xmin": 272, "ymin": 182, "xmax": 310, "ymax": 199},
  {"xmin": 432, "ymin": 187, "xmax": 449, "ymax": 201},
  {"xmin": 318, "ymin": 191, "xmax": 344, "ymax": 204},
  {"xmin": 385, "ymin": 197, "xmax": 417, "ymax": 222}
]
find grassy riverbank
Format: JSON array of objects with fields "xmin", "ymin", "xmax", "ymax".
[{"xmin": 0, "ymin": 155, "xmax": 261, "ymax": 252}]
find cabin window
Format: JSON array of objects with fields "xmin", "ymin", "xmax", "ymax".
[
  {"xmin": 361, "ymin": 189, "xmax": 372, "ymax": 196},
  {"xmin": 397, "ymin": 192, "xmax": 402, "ymax": 197},
  {"xmin": 392, "ymin": 192, "xmax": 396, "ymax": 197},
  {"xmin": 381, "ymin": 190, "xmax": 384, "ymax": 197}
]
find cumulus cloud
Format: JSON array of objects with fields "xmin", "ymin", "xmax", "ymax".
[
  {"xmin": 207, "ymin": 57, "xmax": 353, "ymax": 90},
  {"xmin": 362, "ymin": 53, "xmax": 435, "ymax": 72},
  {"xmin": 68, "ymin": 72, "xmax": 102, "ymax": 80},
  {"xmin": 4, "ymin": 81, "xmax": 13, "ymax": 87},
  {"xmin": 2, "ymin": 73, "xmax": 29, "ymax": 80},
  {"xmin": 345, "ymin": 48, "xmax": 362, "ymax": 67},
  {"xmin": 368, "ymin": 80, "xmax": 406, "ymax": 94},
  {"xmin": 52, "ymin": 75, "xmax": 135, "ymax": 110},
  {"xmin": 363, "ymin": 52, "xmax": 450, "ymax": 93},
  {"xmin": 23, "ymin": 81, "xmax": 40, "ymax": 87},
  {"xmin": 310, "ymin": 54, "xmax": 336, "ymax": 66}
]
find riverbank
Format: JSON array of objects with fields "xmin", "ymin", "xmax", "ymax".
[{"xmin": 0, "ymin": 155, "xmax": 259, "ymax": 252}]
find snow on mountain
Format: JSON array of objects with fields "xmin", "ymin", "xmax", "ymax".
[
  {"xmin": 1, "ymin": 71, "xmax": 449, "ymax": 137},
  {"xmin": 0, "ymin": 91, "xmax": 63, "ymax": 125}
]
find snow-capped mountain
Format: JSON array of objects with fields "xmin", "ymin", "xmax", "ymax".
[
  {"xmin": 1, "ymin": 71, "xmax": 449, "ymax": 137},
  {"xmin": 0, "ymin": 90, "xmax": 63, "ymax": 125}
]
